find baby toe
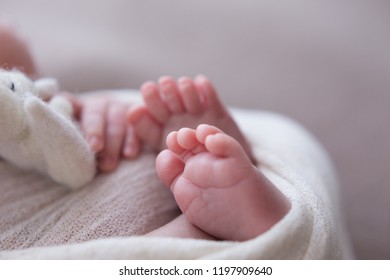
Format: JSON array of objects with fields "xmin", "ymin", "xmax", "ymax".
[
  {"xmin": 141, "ymin": 81, "xmax": 170, "ymax": 123},
  {"xmin": 159, "ymin": 76, "xmax": 185, "ymax": 114},
  {"xmin": 178, "ymin": 77, "xmax": 204, "ymax": 114}
]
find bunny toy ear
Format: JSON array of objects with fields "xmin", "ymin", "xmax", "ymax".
[{"xmin": 34, "ymin": 78, "xmax": 59, "ymax": 100}]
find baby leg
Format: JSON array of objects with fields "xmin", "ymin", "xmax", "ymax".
[{"xmin": 154, "ymin": 124, "xmax": 290, "ymax": 241}]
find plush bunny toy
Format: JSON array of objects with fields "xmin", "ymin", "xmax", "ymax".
[{"xmin": 0, "ymin": 69, "xmax": 96, "ymax": 189}]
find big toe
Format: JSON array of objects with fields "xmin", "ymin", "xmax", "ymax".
[{"xmin": 156, "ymin": 149, "xmax": 185, "ymax": 189}]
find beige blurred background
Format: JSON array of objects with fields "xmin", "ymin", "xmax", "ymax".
[{"xmin": 1, "ymin": 0, "xmax": 389, "ymax": 259}]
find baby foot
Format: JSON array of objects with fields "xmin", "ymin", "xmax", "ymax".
[
  {"xmin": 127, "ymin": 75, "xmax": 254, "ymax": 161},
  {"xmin": 156, "ymin": 124, "xmax": 290, "ymax": 241}
]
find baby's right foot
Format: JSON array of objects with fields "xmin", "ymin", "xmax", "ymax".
[
  {"xmin": 127, "ymin": 75, "xmax": 254, "ymax": 161},
  {"xmin": 156, "ymin": 124, "xmax": 290, "ymax": 241}
]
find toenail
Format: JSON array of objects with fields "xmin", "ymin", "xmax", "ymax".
[
  {"xmin": 159, "ymin": 76, "xmax": 173, "ymax": 83},
  {"xmin": 141, "ymin": 82, "xmax": 155, "ymax": 93},
  {"xmin": 178, "ymin": 77, "xmax": 191, "ymax": 84},
  {"xmin": 196, "ymin": 74, "xmax": 208, "ymax": 81},
  {"xmin": 123, "ymin": 146, "xmax": 135, "ymax": 158}
]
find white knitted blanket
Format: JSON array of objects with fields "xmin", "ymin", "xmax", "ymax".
[{"xmin": 0, "ymin": 92, "xmax": 353, "ymax": 259}]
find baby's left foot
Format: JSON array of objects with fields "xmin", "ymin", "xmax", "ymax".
[
  {"xmin": 156, "ymin": 124, "xmax": 290, "ymax": 241},
  {"xmin": 127, "ymin": 75, "xmax": 254, "ymax": 162}
]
